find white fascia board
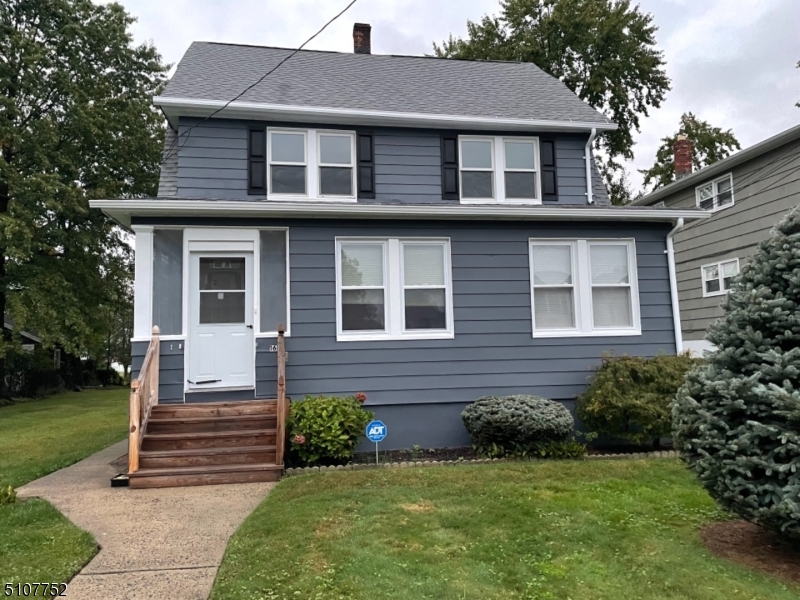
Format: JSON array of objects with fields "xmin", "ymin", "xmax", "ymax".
[
  {"xmin": 153, "ymin": 96, "xmax": 618, "ymax": 133},
  {"xmin": 90, "ymin": 199, "xmax": 709, "ymax": 228}
]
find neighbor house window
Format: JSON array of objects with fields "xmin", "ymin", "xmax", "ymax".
[
  {"xmin": 459, "ymin": 136, "xmax": 541, "ymax": 203},
  {"xmin": 267, "ymin": 128, "xmax": 356, "ymax": 200},
  {"xmin": 696, "ymin": 173, "xmax": 734, "ymax": 211},
  {"xmin": 529, "ymin": 239, "xmax": 640, "ymax": 337},
  {"xmin": 336, "ymin": 238, "xmax": 453, "ymax": 341},
  {"xmin": 701, "ymin": 258, "xmax": 739, "ymax": 297}
]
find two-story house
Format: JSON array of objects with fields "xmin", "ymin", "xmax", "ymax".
[
  {"xmin": 91, "ymin": 25, "xmax": 706, "ymax": 487},
  {"xmin": 631, "ymin": 124, "xmax": 800, "ymax": 355}
]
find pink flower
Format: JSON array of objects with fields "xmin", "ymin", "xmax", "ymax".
[
  {"xmin": 293, "ymin": 434, "xmax": 306, "ymax": 445},
  {"xmin": 354, "ymin": 392, "xmax": 367, "ymax": 403}
]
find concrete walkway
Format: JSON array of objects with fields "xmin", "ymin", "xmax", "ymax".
[{"xmin": 18, "ymin": 441, "xmax": 275, "ymax": 600}]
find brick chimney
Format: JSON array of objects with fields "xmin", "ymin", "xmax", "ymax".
[
  {"xmin": 353, "ymin": 23, "xmax": 371, "ymax": 54},
  {"xmin": 674, "ymin": 134, "xmax": 693, "ymax": 179}
]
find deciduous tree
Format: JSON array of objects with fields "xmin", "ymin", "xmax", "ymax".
[
  {"xmin": 0, "ymin": 0, "xmax": 168, "ymax": 395},
  {"xmin": 435, "ymin": 0, "xmax": 671, "ymax": 168},
  {"xmin": 639, "ymin": 112, "xmax": 740, "ymax": 192}
]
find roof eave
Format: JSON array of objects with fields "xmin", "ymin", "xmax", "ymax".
[
  {"xmin": 632, "ymin": 123, "xmax": 800, "ymax": 206},
  {"xmin": 90, "ymin": 198, "xmax": 707, "ymax": 229},
  {"xmin": 153, "ymin": 96, "xmax": 618, "ymax": 133}
]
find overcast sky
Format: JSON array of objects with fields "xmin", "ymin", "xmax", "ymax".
[{"xmin": 114, "ymin": 0, "xmax": 800, "ymax": 192}]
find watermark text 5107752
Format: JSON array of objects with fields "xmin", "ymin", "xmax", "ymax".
[{"xmin": 4, "ymin": 583, "xmax": 67, "ymax": 597}]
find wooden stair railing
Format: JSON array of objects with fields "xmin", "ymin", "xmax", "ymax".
[
  {"xmin": 128, "ymin": 326, "xmax": 160, "ymax": 474},
  {"xmin": 275, "ymin": 324, "xmax": 288, "ymax": 467}
]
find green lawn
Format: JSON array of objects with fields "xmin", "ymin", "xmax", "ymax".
[
  {"xmin": 0, "ymin": 388, "xmax": 128, "ymax": 585},
  {"xmin": 212, "ymin": 460, "xmax": 800, "ymax": 600}
]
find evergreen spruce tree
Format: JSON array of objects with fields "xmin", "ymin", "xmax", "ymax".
[{"xmin": 673, "ymin": 206, "xmax": 800, "ymax": 542}]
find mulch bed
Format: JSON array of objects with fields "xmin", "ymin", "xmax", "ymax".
[
  {"xmin": 352, "ymin": 446, "xmax": 479, "ymax": 465},
  {"xmin": 701, "ymin": 520, "xmax": 800, "ymax": 585}
]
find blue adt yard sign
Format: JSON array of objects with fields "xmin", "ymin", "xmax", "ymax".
[
  {"xmin": 366, "ymin": 420, "xmax": 387, "ymax": 442},
  {"xmin": 366, "ymin": 420, "xmax": 387, "ymax": 465}
]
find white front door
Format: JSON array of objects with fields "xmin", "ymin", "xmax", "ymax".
[{"xmin": 188, "ymin": 252, "xmax": 255, "ymax": 390}]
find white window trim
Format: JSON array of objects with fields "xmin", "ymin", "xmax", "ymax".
[
  {"xmin": 695, "ymin": 173, "xmax": 734, "ymax": 212},
  {"xmin": 459, "ymin": 136, "xmax": 542, "ymax": 205},
  {"xmin": 701, "ymin": 257, "xmax": 739, "ymax": 298},
  {"xmin": 458, "ymin": 136, "xmax": 495, "ymax": 201},
  {"xmin": 529, "ymin": 238, "xmax": 641, "ymax": 338},
  {"xmin": 267, "ymin": 128, "xmax": 356, "ymax": 202},
  {"xmin": 529, "ymin": 240, "xmax": 581, "ymax": 335},
  {"xmin": 335, "ymin": 237, "xmax": 454, "ymax": 342},
  {"xmin": 317, "ymin": 131, "xmax": 357, "ymax": 199}
]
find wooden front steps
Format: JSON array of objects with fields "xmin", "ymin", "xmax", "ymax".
[{"xmin": 128, "ymin": 400, "xmax": 283, "ymax": 488}]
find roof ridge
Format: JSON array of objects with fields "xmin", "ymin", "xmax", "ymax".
[{"xmin": 195, "ymin": 40, "xmax": 548, "ymax": 68}]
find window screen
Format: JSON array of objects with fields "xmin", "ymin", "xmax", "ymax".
[
  {"xmin": 259, "ymin": 230, "xmax": 288, "ymax": 333},
  {"xmin": 152, "ymin": 229, "xmax": 183, "ymax": 335}
]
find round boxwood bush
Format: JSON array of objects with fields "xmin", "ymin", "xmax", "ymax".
[
  {"xmin": 461, "ymin": 395, "xmax": 575, "ymax": 457},
  {"xmin": 673, "ymin": 206, "xmax": 800, "ymax": 542}
]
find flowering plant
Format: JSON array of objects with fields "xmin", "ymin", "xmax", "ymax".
[{"xmin": 287, "ymin": 394, "xmax": 374, "ymax": 466}]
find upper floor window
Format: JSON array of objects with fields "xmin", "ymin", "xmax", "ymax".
[
  {"xmin": 529, "ymin": 239, "xmax": 641, "ymax": 337},
  {"xmin": 459, "ymin": 136, "xmax": 541, "ymax": 204},
  {"xmin": 268, "ymin": 129, "xmax": 356, "ymax": 200},
  {"xmin": 701, "ymin": 258, "xmax": 739, "ymax": 297},
  {"xmin": 696, "ymin": 173, "xmax": 733, "ymax": 211}
]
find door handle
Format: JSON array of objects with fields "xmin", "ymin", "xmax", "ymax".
[{"xmin": 246, "ymin": 324, "xmax": 253, "ymax": 329}]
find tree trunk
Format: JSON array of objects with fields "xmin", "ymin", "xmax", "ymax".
[{"xmin": 0, "ymin": 178, "xmax": 8, "ymax": 399}]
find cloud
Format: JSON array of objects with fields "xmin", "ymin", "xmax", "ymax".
[{"xmin": 112, "ymin": 0, "xmax": 800, "ymax": 192}]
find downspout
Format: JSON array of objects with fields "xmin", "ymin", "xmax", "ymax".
[
  {"xmin": 584, "ymin": 128, "xmax": 598, "ymax": 204},
  {"xmin": 666, "ymin": 218, "xmax": 684, "ymax": 353}
]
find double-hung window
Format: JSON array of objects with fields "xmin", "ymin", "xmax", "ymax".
[
  {"xmin": 336, "ymin": 238, "xmax": 453, "ymax": 341},
  {"xmin": 701, "ymin": 258, "xmax": 739, "ymax": 297},
  {"xmin": 267, "ymin": 129, "xmax": 356, "ymax": 200},
  {"xmin": 459, "ymin": 136, "xmax": 541, "ymax": 203},
  {"xmin": 696, "ymin": 173, "xmax": 734, "ymax": 211},
  {"xmin": 529, "ymin": 239, "xmax": 640, "ymax": 337}
]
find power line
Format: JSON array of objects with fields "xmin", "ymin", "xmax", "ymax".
[{"xmin": 162, "ymin": 0, "xmax": 360, "ymax": 162}]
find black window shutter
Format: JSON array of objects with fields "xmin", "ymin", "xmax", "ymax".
[
  {"xmin": 248, "ymin": 126, "xmax": 266, "ymax": 195},
  {"xmin": 441, "ymin": 135, "xmax": 459, "ymax": 199},
  {"xmin": 540, "ymin": 139, "xmax": 558, "ymax": 202},
  {"xmin": 357, "ymin": 132, "xmax": 375, "ymax": 199}
]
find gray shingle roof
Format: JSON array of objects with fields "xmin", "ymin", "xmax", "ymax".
[{"xmin": 161, "ymin": 42, "xmax": 612, "ymax": 125}]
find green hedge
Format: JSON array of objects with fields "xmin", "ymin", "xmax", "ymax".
[
  {"xmin": 577, "ymin": 353, "xmax": 700, "ymax": 447},
  {"xmin": 287, "ymin": 394, "xmax": 373, "ymax": 467}
]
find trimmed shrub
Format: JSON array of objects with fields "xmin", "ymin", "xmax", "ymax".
[
  {"xmin": 287, "ymin": 394, "xmax": 374, "ymax": 467},
  {"xmin": 5, "ymin": 348, "xmax": 63, "ymax": 398},
  {"xmin": 0, "ymin": 483, "xmax": 16, "ymax": 506},
  {"xmin": 576, "ymin": 353, "xmax": 699, "ymax": 447},
  {"xmin": 673, "ymin": 206, "xmax": 800, "ymax": 543},
  {"xmin": 461, "ymin": 395, "xmax": 575, "ymax": 458}
]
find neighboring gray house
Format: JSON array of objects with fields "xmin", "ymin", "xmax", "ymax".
[
  {"xmin": 92, "ymin": 25, "xmax": 706, "ymax": 458},
  {"xmin": 631, "ymin": 124, "xmax": 800, "ymax": 355}
]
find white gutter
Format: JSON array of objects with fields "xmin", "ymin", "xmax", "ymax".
[
  {"xmin": 585, "ymin": 128, "xmax": 598, "ymax": 204},
  {"xmin": 153, "ymin": 96, "xmax": 618, "ymax": 133},
  {"xmin": 666, "ymin": 218, "xmax": 685, "ymax": 353},
  {"xmin": 89, "ymin": 198, "xmax": 709, "ymax": 228}
]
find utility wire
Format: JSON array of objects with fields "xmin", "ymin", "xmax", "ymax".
[{"xmin": 162, "ymin": 0, "xmax": 360, "ymax": 162}]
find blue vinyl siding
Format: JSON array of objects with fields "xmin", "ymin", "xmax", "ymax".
[
  {"xmin": 131, "ymin": 339, "xmax": 185, "ymax": 404},
  {"xmin": 133, "ymin": 217, "xmax": 674, "ymax": 447},
  {"xmin": 175, "ymin": 118, "xmax": 591, "ymax": 204}
]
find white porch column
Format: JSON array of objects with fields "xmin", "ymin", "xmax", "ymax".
[{"xmin": 132, "ymin": 225, "xmax": 154, "ymax": 339}]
